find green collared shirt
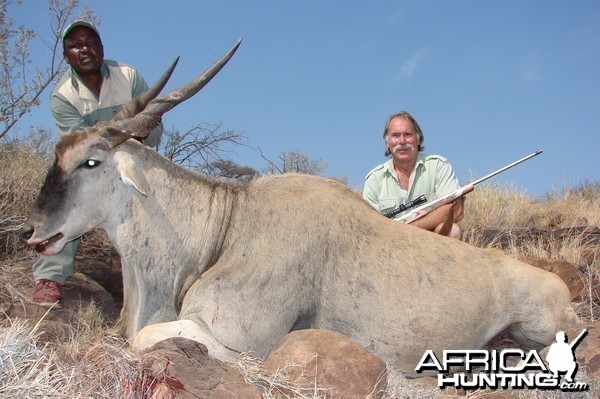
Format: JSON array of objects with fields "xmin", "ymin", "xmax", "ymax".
[
  {"xmin": 49, "ymin": 59, "xmax": 163, "ymax": 146},
  {"xmin": 363, "ymin": 154, "xmax": 461, "ymax": 214}
]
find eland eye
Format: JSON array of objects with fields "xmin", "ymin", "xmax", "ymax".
[{"xmin": 81, "ymin": 159, "xmax": 101, "ymax": 169}]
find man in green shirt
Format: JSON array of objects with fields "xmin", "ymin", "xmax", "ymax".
[
  {"xmin": 363, "ymin": 111, "xmax": 464, "ymax": 239},
  {"xmin": 32, "ymin": 20, "xmax": 163, "ymax": 305}
]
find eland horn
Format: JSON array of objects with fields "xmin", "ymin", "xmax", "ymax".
[
  {"xmin": 122, "ymin": 38, "xmax": 242, "ymax": 138},
  {"xmin": 113, "ymin": 57, "xmax": 180, "ymax": 121}
]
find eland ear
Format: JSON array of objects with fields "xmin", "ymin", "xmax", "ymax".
[{"xmin": 114, "ymin": 152, "xmax": 148, "ymax": 197}]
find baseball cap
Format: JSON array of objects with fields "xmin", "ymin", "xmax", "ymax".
[{"xmin": 62, "ymin": 20, "xmax": 100, "ymax": 40}]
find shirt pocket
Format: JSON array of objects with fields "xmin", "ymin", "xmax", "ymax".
[{"xmin": 378, "ymin": 199, "xmax": 397, "ymax": 213}]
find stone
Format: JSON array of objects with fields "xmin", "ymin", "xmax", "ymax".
[
  {"xmin": 140, "ymin": 337, "xmax": 262, "ymax": 399},
  {"xmin": 522, "ymin": 257, "xmax": 599, "ymax": 303},
  {"xmin": 262, "ymin": 329, "xmax": 387, "ymax": 399}
]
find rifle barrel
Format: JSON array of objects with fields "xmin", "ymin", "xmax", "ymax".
[
  {"xmin": 394, "ymin": 149, "xmax": 543, "ymax": 224},
  {"xmin": 569, "ymin": 328, "xmax": 587, "ymax": 349},
  {"xmin": 471, "ymin": 150, "xmax": 543, "ymax": 186}
]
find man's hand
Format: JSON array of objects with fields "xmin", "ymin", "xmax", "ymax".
[
  {"xmin": 412, "ymin": 197, "xmax": 464, "ymax": 239},
  {"xmin": 435, "ymin": 201, "xmax": 458, "ymax": 236}
]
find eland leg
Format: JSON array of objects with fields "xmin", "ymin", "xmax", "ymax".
[{"xmin": 131, "ymin": 319, "xmax": 241, "ymax": 361}]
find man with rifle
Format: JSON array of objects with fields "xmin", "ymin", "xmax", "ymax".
[{"xmin": 363, "ymin": 111, "xmax": 464, "ymax": 239}]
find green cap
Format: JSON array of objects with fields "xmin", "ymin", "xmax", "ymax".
[{"xmin": 62, "ymin": 20, "xmax": 100, "ymax": 40}]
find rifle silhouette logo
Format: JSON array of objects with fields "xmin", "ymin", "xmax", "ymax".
[{"xmin": 545, "ymin": 329, "xmax": 587, "ymax": 383}]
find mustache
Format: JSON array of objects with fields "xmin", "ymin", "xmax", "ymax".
[{"xmin": 393, "ymin": 144, "xmax": 414, "ymax": 152}]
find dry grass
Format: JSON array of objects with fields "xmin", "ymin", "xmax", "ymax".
[
  {"xmin": 462, "ymin": 182, "xmax": 600, "ymax": 231},
  {"xmin": 233, "ymin": 353, "xmax": 331, "ymax": 399},
  {"xmin": 0, "ymin": 306, "xmax": 142, "ymax": 399},
  {"xmin": 1, "ymin": 142, "xmax": 599, "ymax": 398},
  {"xmin": 462, "ymin": 182, "xmax": 600, "ymax": 324},
  {"xmin": 232, "ymin": 353, "xmax": 600, "ymax": 399},
  {"xmin": 0, "ymin": 137, "xmax": 52, "ymax": 257}
]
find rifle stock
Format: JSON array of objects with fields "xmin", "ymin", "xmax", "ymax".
[
  {"xmin": 394, "ymin": 184, "xmax": 473, "ymax": 223},
  {"xmin": 393, "ymin": 150, "xmax": 542, "ymax": 224}
]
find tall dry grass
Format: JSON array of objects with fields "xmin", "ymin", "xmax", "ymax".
[
  {"xmin": 1, "ymin": 142, "xmax": 599, "ymax": 398},
  {"xmin": 462, "ymin": 182, "xmax": 600, "ymax": 231},
  {"xmin": 0, "ymin": 136, "xmax": 52, "ymax": 258},
  {"xmin": 463, "ymin": 182, "xmax": 599, "ymax": 274}
]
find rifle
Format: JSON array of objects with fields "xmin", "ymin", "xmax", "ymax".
[
  {"xmin": 392, "ymin": 150, "xmax": 543, "ymax": 224},
  {"xmin": 383, "ymin": 194, "xmax": 428, "ymax": 219}
]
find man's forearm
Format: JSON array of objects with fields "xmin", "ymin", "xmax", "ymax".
[{"xmin": 410, "ymin": 203, "xmax": 455, "ymax": 231}]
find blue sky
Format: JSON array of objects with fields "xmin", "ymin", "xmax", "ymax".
[{"xmin": 10, "ymin": 1, "xmax": 600, "ymax": 196}]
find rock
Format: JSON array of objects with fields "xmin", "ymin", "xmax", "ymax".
[
  {"xmin": 1, "ymin": 302, "xmax": 72, "ymax": 342},
  {"xmin": 62, "ymin": 272, "xmax": 119, "ymax": 321},
  {"xmin": 75, "ymin": 229, "xmax": 124, "ymax": 307},
  {"xmin": 262, "ymin": 329, "xmax": 387, "ymax": 399},
  {"xmin": 1, "ymin": 271, "xmax": 118, "ymax": 341},
  {"xmin": 5, "ymin": 258, "xmax": 119, "ymax": 321},
  {"xmin": 401, "ymin": 376, "xmax": 468, "ymax": 398},
  {"xmin": 521, "ymin": 257, "xmax": 592, "ymax": 302},
  {"xmin": 562, "ymin": 321, "xmax": 600, "ymax": 382},
  {"xmin": 536, "ymin": 321, "xmax": 599, "ymax": 393},
  {"xmin": 140, "ymin": 337, "xmax": 262, "ymax": 399}
]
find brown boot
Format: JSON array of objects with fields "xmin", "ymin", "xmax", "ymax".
[{"xmin": 33, "ymin": 279, "xmax": 63, "ymax": 307}]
